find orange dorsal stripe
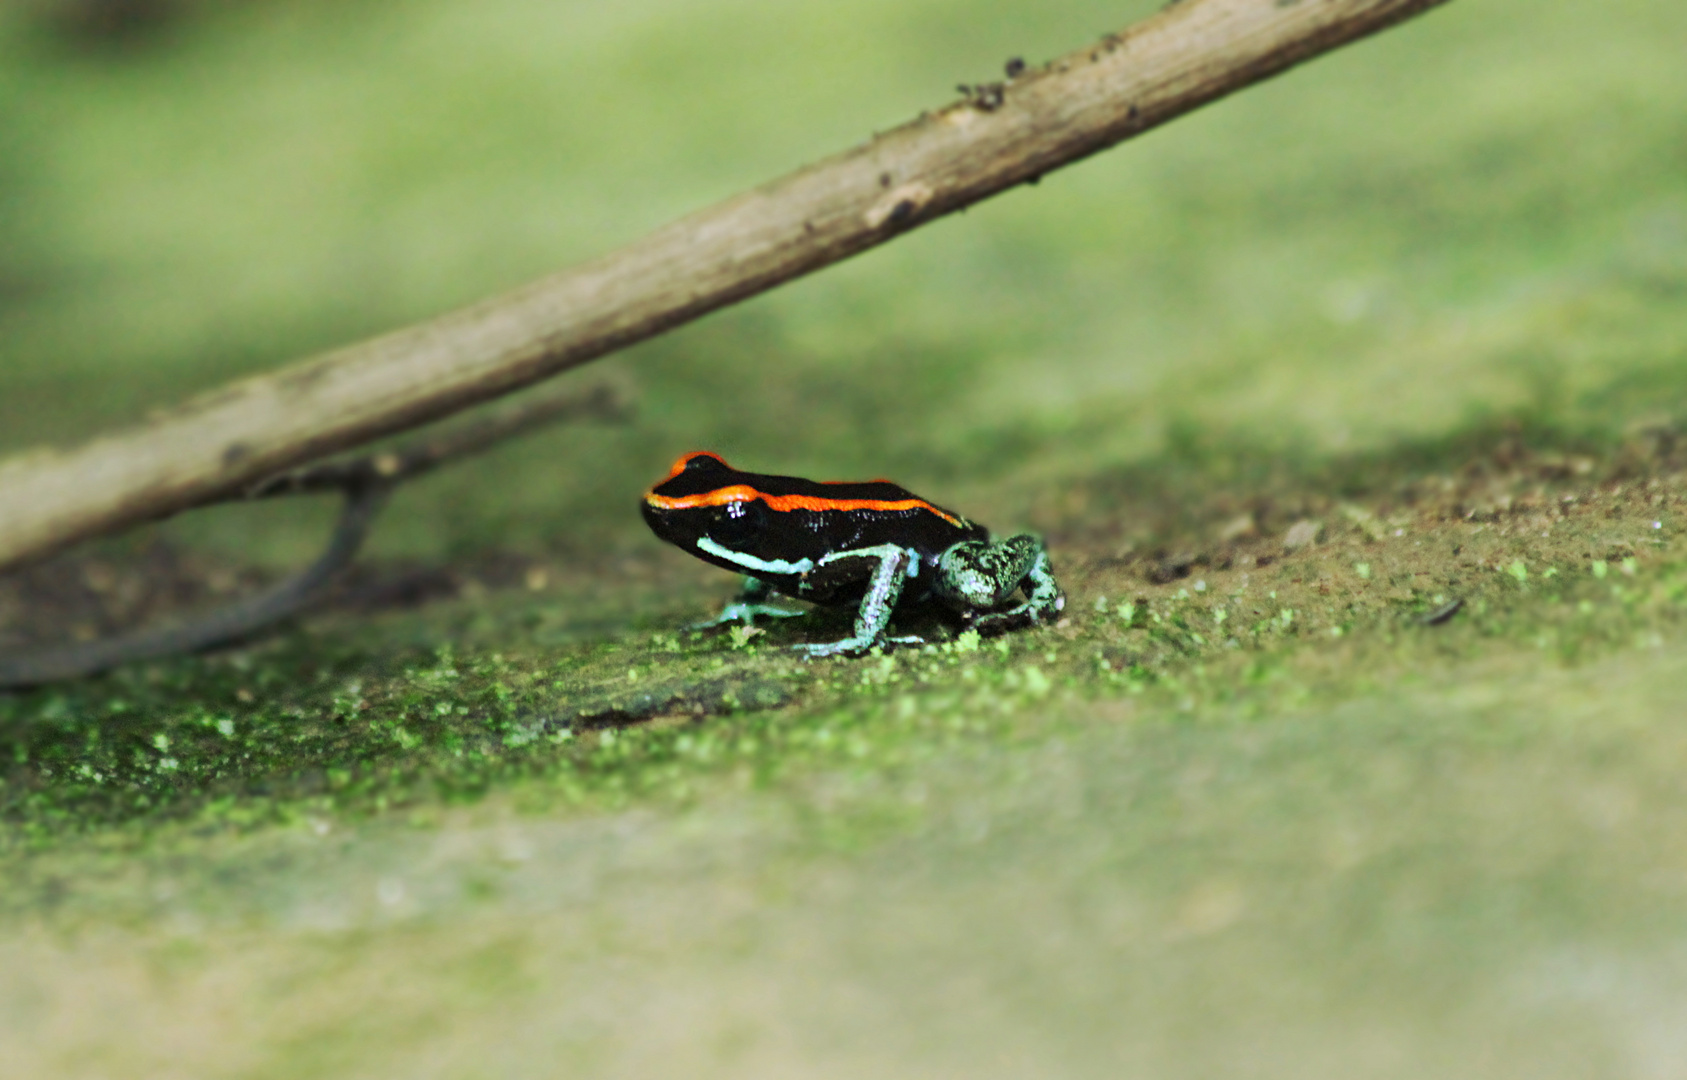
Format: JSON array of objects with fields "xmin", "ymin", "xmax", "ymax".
[
  {"xmin": 646, "ymin": 485, "xmax": 964, "ymax": 528},
  {"xmin": 663, "ymin": 452, "xmax": 888, "ymax": 487},
  {"xmin": 663, "ymin": 451, "xmax": 728, "ymax": 479}
]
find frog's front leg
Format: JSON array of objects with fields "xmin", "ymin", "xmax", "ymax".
[
  {"xmin": 688, "ymin": 575, "xmax": 808, "ymax": 630},
  {"xmin": 794, "ymin": 544, "xmax": 915, "ymax": 658},
  {"xmin": 935, "ymin": 533, "xmax": 1065, "ymax": 631}
]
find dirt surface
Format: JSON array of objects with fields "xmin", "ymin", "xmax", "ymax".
[{"xmin": 4, "ymin": 423, "xmax": 1682, "ymax": 839}]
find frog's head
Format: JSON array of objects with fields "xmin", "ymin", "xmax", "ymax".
[{"xmin": 642, "ymin": 451, "xmax": 773, "ymax": 554}]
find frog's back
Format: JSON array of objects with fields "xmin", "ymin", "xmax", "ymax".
[{"xmin": 644, "ymin": 452, "xmax": 987, "ymax": 578}]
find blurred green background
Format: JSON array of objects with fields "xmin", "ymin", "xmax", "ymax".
[
  {"xmin": 3, "ymin": 1, "xmax": 1687, "ymax": 1077},
  {"xmin": 4, "ymin": 0, "xmax": 1683, "ymax": 565}
]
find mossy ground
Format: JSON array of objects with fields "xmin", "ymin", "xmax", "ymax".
[{"xmin": 3, "ymin": 0, "xmax": 1687, "ymax": 1076}]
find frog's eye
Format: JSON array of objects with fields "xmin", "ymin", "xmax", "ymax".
[{"xmin": 712, "ymin": 498, "xmax": 767, "ymax": 545}]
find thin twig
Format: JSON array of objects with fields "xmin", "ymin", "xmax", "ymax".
[
  {"xmin": 0, "ymin": 483, "xmax": 389, "ymax": 689},
  {"xmin": 238, "ymin": 382, "xmax": 627, "ymax": 501},
  {"xmin": 0, "ymin": 383, "xmax": 627, "ymax": 687},
  {"xmin": 0, "ymin": 0, "xmax": 1456, "ymax": 573}
]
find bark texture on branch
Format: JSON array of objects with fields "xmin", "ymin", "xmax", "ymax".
[{"xmin": 0, "ymin": 0, "xmax": 1452, "ymax": 572}]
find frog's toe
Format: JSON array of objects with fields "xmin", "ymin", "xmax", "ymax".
[
  {"xmin": 796, "ymin": 631, "xmax": 932, "ymax": 658},
  {"xmin": 966, "ymin": 607, "xmax": 1028, "ymax": 633},
  {"xmin": 793, "ymin": 639, "xmax": 864, "ymax": 658}
]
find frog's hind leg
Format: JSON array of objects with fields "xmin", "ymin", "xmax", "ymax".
[
  {"xmin": 795, "ymin": 545, "xmax": 915, "ymax": 658},
  {"xmin": 935, "ymin": 537, "xmax": 1037, "ymax": 609},
  {"xmin": 937, "ymin": 534, "xmax": 1065, "ymax": 633},
  {"xmin": 971, "ymin": 545, "xmax": 1065, "ymax": 632},
  {"xmin": 688, "ymin": 576, "xmax": 807, "ymax": 630}
]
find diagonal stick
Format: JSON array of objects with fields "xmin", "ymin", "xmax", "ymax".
[{"xmin": 0, "ymin": 0, "xmax": 1454, "ymax": 573}]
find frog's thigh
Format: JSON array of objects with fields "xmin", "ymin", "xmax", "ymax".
[
  {"xmin": 937, "ymin": 535, "xmax": 1040, "ymax": 609},
  {"xmin": 970, "ymin": 543, "xmax": 1065, "ymax": 630}
]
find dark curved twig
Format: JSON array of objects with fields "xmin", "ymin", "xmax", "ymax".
[
  {"xmin": 0, "ymin": 383, "xmax": 628, "ymax": 688},
  {"xmin": 0, "ymin": 482, "xmax": 390, "ymax": 688}
]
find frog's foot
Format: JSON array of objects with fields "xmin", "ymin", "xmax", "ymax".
[
  {"xmin": 687, "ymin": 576, "xmax": 808, "ymax": 631},
  {"xmin": 687, "ymin": 599, "xmax": 807, "ymax": 631},
  {"xmin": 967, "ymin": 547, "xmax": 1066, "ymax": 634},
  {"xmin": 793, "ymin": 545, "xmax": 913, "ymax": 658},
  {"xmin": 685, "ymin": 602, "xmax": 807, "ymax": 631}
]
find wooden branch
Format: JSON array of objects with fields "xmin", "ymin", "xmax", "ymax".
[{"xmin": 0, "ymin": 0, "xmax": 1453, "ymax": 572}]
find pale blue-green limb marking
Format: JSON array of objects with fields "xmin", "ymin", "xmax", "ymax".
[{"xmin": 796, "ymin": 544, "xmax": 916, "ymax": 658}]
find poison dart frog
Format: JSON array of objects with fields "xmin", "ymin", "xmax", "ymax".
[{"xmin": 642, "ymin": 452, "xmax": 1064, "ymax": 657}]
